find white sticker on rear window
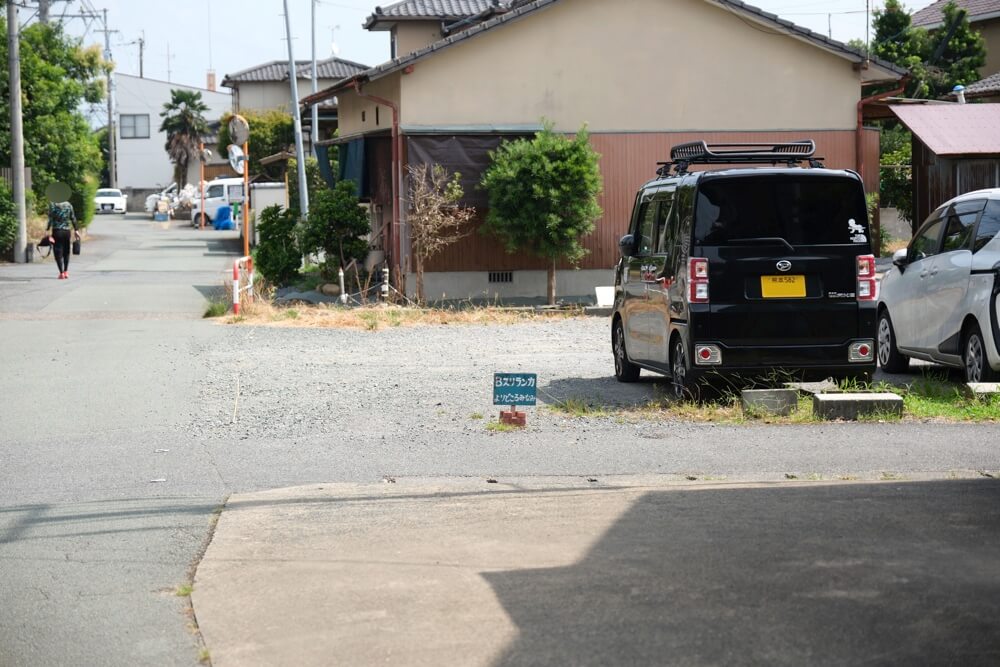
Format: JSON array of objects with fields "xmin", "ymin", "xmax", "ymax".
[{"xmin": 848, "ymin": 218, "xmax": 867, "ymax": 243}]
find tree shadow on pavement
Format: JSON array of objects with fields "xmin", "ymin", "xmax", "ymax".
[{"xmin": 484, "ymin": 479, "xmax": 1000, "ymax": 666}]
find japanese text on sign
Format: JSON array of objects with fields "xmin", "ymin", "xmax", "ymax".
[{"xmin": 493, "ymin": 373, "xmax": 538, "ymax": 406}]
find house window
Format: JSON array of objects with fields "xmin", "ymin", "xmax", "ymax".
[
  {"xmin": 376, "ymin": 107, "xmax": 380, "ymax": 126},
  {"xmin": 362, "ymin": 110, "xmax": 366, "ymax": 123},
  {"xmin": 120, "ymin": 114, "xmax": 150, "ymax": 139}
]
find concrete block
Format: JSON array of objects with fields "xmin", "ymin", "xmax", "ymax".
[
  {"xmin": 813, "ymin": 392, "xmax": 903, "ymax": 421},
  {"xmin": 962, "ymin": 383, "xmax": 1000, "ymax": 399},
  {"xmin": 741, "ymin": 389, "xmax": 799, "ymax": 416},
  {"xmin": 785, "ymin": 379, "xmax": 839, "ymax": 395}
]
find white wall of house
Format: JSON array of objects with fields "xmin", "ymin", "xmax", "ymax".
[{"xmin": 116, "ymin": 74, "xmax": 232, "ymax": 190}]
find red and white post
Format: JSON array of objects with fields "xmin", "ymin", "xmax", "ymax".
[{"xmin": 232, "ymin": 256, "xmax": 254, "ymax": 315}]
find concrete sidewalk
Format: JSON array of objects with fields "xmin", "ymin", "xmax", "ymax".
[{"xmin": 193, "ymin": 476, "xmax": 1000, "ymax": 666}]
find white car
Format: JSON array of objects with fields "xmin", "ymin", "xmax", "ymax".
[
  {"xmin": 94, "ymin": 188, "xmax": 127, "ymax": 214},
  {"xmin": 190, "ymin": 178, "xmax": 244, "ymax": 226},
  {"xmin": 877, "ymin": 188, "xmax": 1000, "ymax": 382}
]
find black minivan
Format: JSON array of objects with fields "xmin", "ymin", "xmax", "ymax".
[{"xmin": 612, "ymin": 140, "xmax": 877, "ymax": 396}]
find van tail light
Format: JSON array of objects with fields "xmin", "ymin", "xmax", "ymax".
[
  {"xmin": 857, "ymin": 254, "xmax": 877, "ymax": 301},
  {"xmin": 688, "ymin": 258, "xmax": 709, "ymax": 303}
]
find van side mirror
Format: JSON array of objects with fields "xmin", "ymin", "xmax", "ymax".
[
  {"xmin": 619, "ymin": 234, "xmax": 636, "ymax": 258},
  {"xmin": 892, "ymin": 248, "xmax": 908, "ymax": 269}
]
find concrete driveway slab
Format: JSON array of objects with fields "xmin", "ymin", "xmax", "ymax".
[{"xmin": 194, "ymin": 477, "xmax": 1000, "ymax": 667}]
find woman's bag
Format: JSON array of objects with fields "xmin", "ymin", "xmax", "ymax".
[{"xmin": 72, "ymin": 238, "xmax": 81, "ymax": 255}]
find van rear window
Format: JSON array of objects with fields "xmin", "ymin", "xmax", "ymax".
[{"xmin": 694, "ymin": 176, "xmax": 869, "ymax": 246}]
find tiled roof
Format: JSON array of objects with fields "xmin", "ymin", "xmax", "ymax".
[
  {"xmin": 960, "ymin": 71, "xmax": 1000, "ymax": 97},
  {"xmin": 364, "ymin": 0, "xmax": 521, "ymax": 28},
  {"xmin": 222, "ymin": 57, "xmax": 369, "ymax": 86},
  {"xmin": 911, "ymin": 0, "xmax": 1000, "ymax": 28},
  {"xmin": 890, "ymin": 103, "xmax": 1000, "ymax": 155}
]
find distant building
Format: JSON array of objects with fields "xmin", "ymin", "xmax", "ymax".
[
  {"xmin": 115, "ymin": 74, "xmax": 231, "ymax": 195},
  {"xmin": 221, "ymin": 57, "xmax": 368, "ymax": 149}
]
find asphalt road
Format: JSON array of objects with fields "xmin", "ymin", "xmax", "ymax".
[{"xmin": 1, "ymin": 214, "xmax": 999, "ymax": 666}]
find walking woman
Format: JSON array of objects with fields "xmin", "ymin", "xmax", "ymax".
[{"xmin": 46, "ymin": 201, "xmax": 80, "ymax": 280}]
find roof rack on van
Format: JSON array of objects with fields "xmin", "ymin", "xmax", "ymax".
[{"xmin": 656, "ymin": 140, "xmax": 824, "ymax": 177}]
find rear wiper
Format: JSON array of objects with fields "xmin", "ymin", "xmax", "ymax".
[{"xmin": 727, "ymin": 237, "xmax": 795, "ymax": 253}]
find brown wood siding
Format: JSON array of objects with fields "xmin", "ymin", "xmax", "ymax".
[{"xmin": 425, "ymin": 130, "xmax": 866, "ymax": 273}]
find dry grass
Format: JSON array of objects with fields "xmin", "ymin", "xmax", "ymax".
[
  {"xmin": 27, "ymin": 215, "xmax": 48, "ymax": 241},
  {"xmin": 884, "ymin": 238, "xmax": 909, "ymax": 254},
  {"xmin": 224, "ymin": 299, "xmax": 584, "ymax": 330}
]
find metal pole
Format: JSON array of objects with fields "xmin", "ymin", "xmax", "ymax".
[
  {"xmin": 102, "ymin": 9, "xmax": 116, "ymax": 188},
  {"xmin": 199, "ymin": 142, "xmax": 206, "ymax": 230},
  {"xmin": 138, "ymin": 34, "xmax": 144, "ymax": 78},
  {"xmin": 7, "ymin": 1, "xmax": 27, "ymax": 263},
  {"xmin": 311, "ymin": 0, "xmax": 319, "ymax": 157},
  {"xmin": 283, "ymin": 0, "xmax": 309, "ymax": 218},
  {"xmin": 242, "ymin": 141, "xmax": 250, "ymax": 257}
]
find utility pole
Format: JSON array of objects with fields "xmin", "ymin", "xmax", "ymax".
[
  {"xmin": 311, "ymin": 0, "xmax": 319, "ymax": 157},
  {"xmin": 7, "ymin": 1, "xmax": 28, "ymax": 263},
  {"xmin": 166, "ymin": 42, "xmax": 173, "ymax": 82},
  {"xmin": 283, "ymin": 0, "xmax": 309, "ymax": 218},
  {"xmin": 38, "ymin": 0, "xmax": 51, "ymax": 24},
  {"xmin": 138, "ymin": 33, "xmax": 144, "ymax": 78},
  {"xmin": 97, "ymin": 9, "xmax": 118, "ymax": 188}
]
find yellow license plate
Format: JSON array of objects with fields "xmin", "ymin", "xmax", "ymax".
[{"xmin": 761, "ymin": 275, "xmax": 805, "ymax": 298}]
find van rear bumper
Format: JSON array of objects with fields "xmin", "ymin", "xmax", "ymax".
[{"xmin": 689, "ymin": 339, "xmax": 875, "ymax": 380}]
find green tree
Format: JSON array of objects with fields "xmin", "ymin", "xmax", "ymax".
[
  {"xmin": 218, "ymin": 109, "xmax": 295, "ymax": 176},
  {"xmin": 920, "ymin": 1, "xmax": 986, "ymax": 98},
  {"xmin": 481, "ymin": 124, "xmax": 603, "ymax": 305},
  {"xmin": 870, "ymin": 0, "xmax": 985, "ymax": 98},
  {"xmin": 160, "ymin": 90, "xmax": 209, "ymax": 187},
  {"xmin": 254, "ymin": 204, "xmax": 301, "ymax": 286},
  {"xmin": 287, "ymin": 156, "xmax": 327, "ymax": 218},
  {"xmin": 301, "ymin": 180, "xmax": 369, "ymax": 278},
  {"xmin": 0, "ymin": 18, "xmax": 106, "ymax": 227}
]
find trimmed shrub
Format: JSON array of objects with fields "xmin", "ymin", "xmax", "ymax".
[{"xmin": 254, "ymin": 205, "xmax": 300, "ymax": 285}]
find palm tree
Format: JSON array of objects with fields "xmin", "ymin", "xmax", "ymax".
[{"xmin": 159, "ymin": 90, "xmax": 209, "ymax": 187}]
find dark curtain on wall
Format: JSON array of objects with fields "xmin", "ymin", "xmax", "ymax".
[
  {"xmin": 315, "ymin": 144, "xmax": 336, "ymax": 189},
  {"xmin": 405, "ymin": 134, "xmax": 532, "ymax": 208},
  {"xmin": 337, "ymin": 138, "xmax": 367, "ymax": 198}
]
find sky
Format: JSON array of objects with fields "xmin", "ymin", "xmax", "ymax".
[{"xmin": 26, "ymin": 0, "xmax": 940, "ymax": 91}]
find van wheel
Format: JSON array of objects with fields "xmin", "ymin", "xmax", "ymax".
[
  {"xmin": 877, "ymin": 309, "xmax": 909, "ymax": 374},
  {"xmin": 613, "ymin": 320, "xmax": 640, "ymax": 383},
  {"xmin": 671, "ymin": 336, "xmax": 694, "ymax": 401},
  {"xmin": 963, "ymin": 324, "xmax": 998, "ymax": 383}
]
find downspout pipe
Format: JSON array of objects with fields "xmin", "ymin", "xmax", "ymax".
[
  {"xmin": 352, "ymin": 79, "xmax": 401, "ymax": 284},
  {"xmin": 856, "ymin": 76, "xmax": 908, "ymax": 184}
]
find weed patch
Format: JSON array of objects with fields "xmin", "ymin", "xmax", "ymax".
[
  {"xmin": 203, "ymin": 300, "xmax": 228, "ymax": 318},
  {"xmin": 225, "ymin": 302, "xmax": 583, "ymax": 330}
]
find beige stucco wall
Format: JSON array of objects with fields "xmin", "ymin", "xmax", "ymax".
[
  {"xmin": 980, "ymin": 19, "xmax": 1000, "ymax": 77},
  {"xmin": 394, "ymin": 22, "xmax": 445, "ymax": 57},
  {"xmin": 398, "ymin": 0, "xmax": 862, "ymax": 131},
  {"xmin": 336, "ymin": 75, "xmax": 402, "ymax": 138}
]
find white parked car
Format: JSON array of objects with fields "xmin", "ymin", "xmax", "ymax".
[
  {"xmin": 877, "ymin": 188, "xmax": 1000, "ymax": 382},
  {"xmin": 94, "ymin": 188, "xmax": 127, "ymax": 214},
  {"xmin": 190, "ymin": 178, "xmax": 244, "ymax": 226}
]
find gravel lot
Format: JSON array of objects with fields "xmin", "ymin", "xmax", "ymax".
[
  {"xmin": 184, "ymin": 316, "xmax": 1000, "ymax": 484},
  {"xmin": 192, "ymin": 316, "xmax": 651, "ymax": 440}
]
